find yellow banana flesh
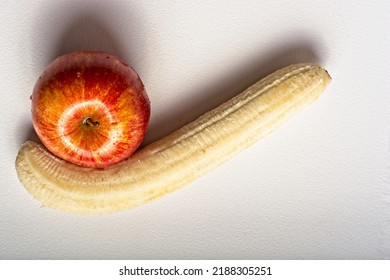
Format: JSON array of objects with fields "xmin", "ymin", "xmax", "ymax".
[{"xmin": 15, "ymin": 63, "xmax": 331, "ymax": 214}]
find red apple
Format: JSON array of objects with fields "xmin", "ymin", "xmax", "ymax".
[{"xmin": 31, "ymin": 51, "xmax": 150, "ymax": 168}]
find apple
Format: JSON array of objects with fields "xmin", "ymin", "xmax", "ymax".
[{"xmin": 31, "ymin": 51, "xmax": 150, "ymax": 168}]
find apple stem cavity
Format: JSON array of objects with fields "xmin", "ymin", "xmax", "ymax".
[{"xmin": 83, "ymin": 117, "xmax": 99, "ymax": 127}]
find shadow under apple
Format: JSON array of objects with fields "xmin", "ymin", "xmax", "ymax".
[{"xmin": 21, "ymin": 1, "xmax": 146, "ymax": 144}]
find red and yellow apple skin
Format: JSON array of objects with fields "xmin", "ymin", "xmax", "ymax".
[{"xmin": 31, "ymin": 51, "xmax": 150, "ymax": 168}]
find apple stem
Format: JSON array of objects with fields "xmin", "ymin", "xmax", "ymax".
[{"xmin": 83, "ymin": 117, "xmax": 99, "ymax": 127}]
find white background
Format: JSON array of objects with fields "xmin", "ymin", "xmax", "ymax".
[{"xmin": 1, "ymin": 1, "xmax": 389, "ymax": 259}]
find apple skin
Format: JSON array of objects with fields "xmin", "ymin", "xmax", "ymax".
[{"xmin": 31, "ymin": 51, "xmax": 150, "ymax": 168}]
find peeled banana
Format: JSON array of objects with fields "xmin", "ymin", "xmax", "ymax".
[{"xmin": 15, "ymin": 63, "xmax": 331, "ymax": 214}]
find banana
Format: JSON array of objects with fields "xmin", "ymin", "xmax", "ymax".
[{"xmin": 15, "ymin": 64, "xmax": 331, "ymax": 214}]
